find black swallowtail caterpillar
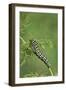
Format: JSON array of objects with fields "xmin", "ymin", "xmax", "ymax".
[{"xmin": 30, "ymin": 39, "xmax": 51, "ymax": 68}]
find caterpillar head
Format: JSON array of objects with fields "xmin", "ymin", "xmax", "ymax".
[{"xmin": 29, "ymin": 39, "xmax": 38, "ymax": 45}]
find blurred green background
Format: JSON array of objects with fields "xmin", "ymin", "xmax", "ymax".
[{"xmin": 20, "ymin": 12, "xmax": 58, "ymax": 78}]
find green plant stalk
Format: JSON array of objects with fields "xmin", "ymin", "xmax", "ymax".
[
  {"xmin": 20, "ymin": 36, "xmax": 26, "ymax": 44},
  {"xmin": 49, "ymin": 67, "xmax": 53, "ymax": 76}
]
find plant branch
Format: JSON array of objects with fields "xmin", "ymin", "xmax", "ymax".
[
  {"xmin": 20, "ymin": 36, "xmax": 26, "ymax": 44},
  {"xmin": 49, "ymin": 67, "xmax": 53, "ymax": 76}
]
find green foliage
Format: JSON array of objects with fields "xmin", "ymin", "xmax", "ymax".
[{"xmin": 20, "ymin": 12, "xmax": 58, "ymax": 78}]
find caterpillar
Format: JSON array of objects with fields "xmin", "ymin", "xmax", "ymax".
[{"xmin": 30, "ymin": 39, "xmax": 51, "ymax": 68}]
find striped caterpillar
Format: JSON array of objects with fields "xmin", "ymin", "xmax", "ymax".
[{"xmin": 30, "ymin": 39, "xmax": 51, "ymax": 68}]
